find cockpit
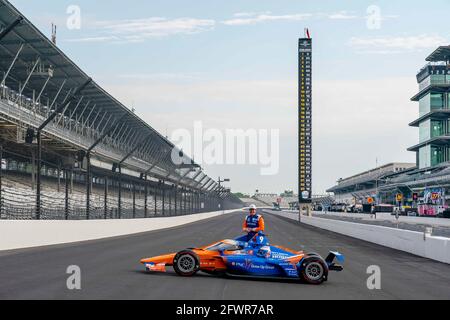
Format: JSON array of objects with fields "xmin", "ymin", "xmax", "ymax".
[{"xmin": 205, "ymin": 240, "xmax": 245, "ymax": 252}]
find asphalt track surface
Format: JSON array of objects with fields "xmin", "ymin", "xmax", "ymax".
[{"xmin": 0, "ymin": 210, "xmax": 449, "ymax": 300}]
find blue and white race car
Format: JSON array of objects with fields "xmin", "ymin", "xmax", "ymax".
[{"xmin": 140, "ymin": 232, "xmax": 344, "ymax": 285}]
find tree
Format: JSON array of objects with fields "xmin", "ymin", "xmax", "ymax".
[{"xmin": 281, "ymin": 190, "xmax": 294, "ymax": 197}]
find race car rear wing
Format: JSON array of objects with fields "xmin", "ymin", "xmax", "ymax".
[{"xmin": 325, "ymin": 251, "xmax": 345, "ymax": 272}]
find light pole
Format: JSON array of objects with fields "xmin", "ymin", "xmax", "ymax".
[
  {"xmin": 218, "ymin": 177, "xmax": 230, "ymax": 192},
  {"xmin": 218, "ymin": 177, "xmax": 230, "ymax": 210}
]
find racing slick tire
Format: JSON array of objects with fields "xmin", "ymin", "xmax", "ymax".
[
  {"xmin": 299, "ymin": 257, "xmax": 329, "ymax": 285},
  {"xmin": 306, "ymin": 252, "xmax": 320, "ymax": 257},
  {"xmin": 173, "ymin": 250, "xmax": 200, "ymax": 277}
]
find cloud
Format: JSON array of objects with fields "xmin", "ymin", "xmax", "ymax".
[
  {"xmin": 222, "ymin": 13, "xmax": 313, "ymax": 26},
  {"xmin": 102, "ymin": 76, "xmax": 298, "ymax": 194},
  {"xmin": 66, "ymin": 17, "xmax": 215, "ymax": 43},
  {"xmin": 222, "ymin": 10, "xmax": 372, "ymax": 26},
  {"xmin": 98, "ymin": 17, "xmax": 215, "ymax": 36},
  {"xmin": 103, "ymin": 77, "xmax": 297, "ymax": 135},
  {"xmin": 382, "ymin": 14, "xmax": 400, "ymax": 20},
  {"xmin": 349, "ymin": 34, "xmax": 448, "ymax": 52},
  {"xmin": 327, "ymin": 11, "xmax": 358, "ymax": 20},
  {"xmin": 313, "ymin": 77, "xmax": 417, "ymax": 193},
  {"xmin": 66, "ymin": 36, "xmax": 120, "ymax": 43},
  {"xmin": 232, "ymin": 11, "xmax": 272, "ymax": 18},
  {"xmin": 101, "ymin": 75, "xmax": 418, "ymax": 194},
  {"xmin": 118, "ymin": 72, "xmax": 204, "ymax": 81},
  {"xmin": 64, "ymin": 9, "xmax": 391, "ymax": 43}
]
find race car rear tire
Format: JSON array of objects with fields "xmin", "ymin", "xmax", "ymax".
[
  {"xmin": 173, "ymin": 250, "xmax": 200, "ymax": 277},
  {"xmin": 299, "ymin": 257, "xmax": 328, "ymax": 285},
  {"xmin": 306, "ymin": 252, "xmax": 320, "ymax": 257}
]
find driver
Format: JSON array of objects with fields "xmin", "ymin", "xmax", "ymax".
[{"xmin": 242, "ymin": 204, "xmax": 265, "ymax": 241}]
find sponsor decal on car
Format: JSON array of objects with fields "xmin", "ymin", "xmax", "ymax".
[
  {"xmin": 235, "ymin": 259, "xmax": 276, "ymax": 271},
  {"xmin": 270, "ymin": 253, "xmax": 290, "ymax": 259}
]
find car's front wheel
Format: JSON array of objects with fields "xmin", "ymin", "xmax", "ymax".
[
  {"xmin": 173, "ymin": 250, "xmax": 200, "ymax": 277},
  {"xmin": 299, "ymin": 257, "xmax": 328, "ymax": 285}
]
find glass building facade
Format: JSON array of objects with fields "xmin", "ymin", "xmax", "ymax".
[{"xmin": 410, "ymin": 47, "xmax": 450, "ymax": 169}]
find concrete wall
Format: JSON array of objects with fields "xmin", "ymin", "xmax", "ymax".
[
  {"xmin": 313, "ymin": 211, "xmax": 450, "ymax": 227},
  {"xmin": 266, "ymin": 210, "xmax": 450, "ymax": 264},
  {"xmin": 0, "ymin": 210, "xmax": 239, "ymax": 251}
]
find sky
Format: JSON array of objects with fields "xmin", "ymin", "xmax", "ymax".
[{"xmin": 8, "ymin": 0, "xmax": 450, "ymax": 195}]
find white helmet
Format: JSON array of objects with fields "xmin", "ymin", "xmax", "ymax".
[
  {"xmin": 257, "ymin": 246, "xmax": 271, "ymax": 258},
  {"xmin": 249, "ymin": 204, "xmax": 257, "ymax": 210}
]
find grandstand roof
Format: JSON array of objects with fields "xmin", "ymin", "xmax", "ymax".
[
  {"xmin": 327, "ymin": 163, "xmax": 416, "ymax": 193},
  {"xmin": 0, "ymin": 0, "xmax": 217, "ymax": 192},
  {"xmin": 380, "ymin": 163, "xmax": 450, "ymax": 191}
]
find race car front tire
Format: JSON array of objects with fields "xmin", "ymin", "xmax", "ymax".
[
  {"xmin": 173, "ymin": 250, "xmax": 200, "ymax": 277},
  {"xmin": 299, "ymin": 257, "xmax": 328, "ymax": 285}
]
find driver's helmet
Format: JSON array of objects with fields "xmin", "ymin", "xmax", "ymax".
[{"xmin": 256, "ymin": 246, "xmax": 271, "ymax": 258}]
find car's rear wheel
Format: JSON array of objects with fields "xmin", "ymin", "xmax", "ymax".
[
  {"xmin": 300, "ymin": 257, "xmax": 328, "ymax": 285},
  {"xmin": 306, "ymin": 252, "xmax": 320, "ymax": 257},
  {"xmin": 173, "ymin": 250, "xmax": 200, "ymax": 277}
]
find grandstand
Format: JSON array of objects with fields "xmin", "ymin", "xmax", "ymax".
[
  {"xmin": 253, "ymin": 193, "xmax": 299, "ymax": 208},
  {"xmin": 327, "ymin": 163, "xmax": 415, "ymax": 204},
  {"xmin": 0, "ymin": 0, "xmax": 242, "ymax": 220},
  {"xmin": 312, "ymin": 195, "xmax": 334, "ymax": 211},
  {"xmin": 239, "ymin": 197, "xmax": 268, "ymax": 208}
]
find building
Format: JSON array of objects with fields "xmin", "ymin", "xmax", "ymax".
[
  {"xmin": 378, "ymin": 46, "xmax": 450, "ymax": 210},
  {"xmin": 326, "ymin": 163, "xmax": 415, "ymax": 204},
  {"xmin": 409, "ymin": 46, "xmax": 450, "ymax": 169},
  {"xmin": 328, "ymin": 45, "xmax": 450, "ymax": 211}
]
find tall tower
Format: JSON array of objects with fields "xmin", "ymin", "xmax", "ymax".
[
  {"xmin": 409, "ymin": 46, "xmax": 450, "ymax": 169},
  {"xmin": 298, "ymin": 30, "xmax": 312, "ymax": 206}
]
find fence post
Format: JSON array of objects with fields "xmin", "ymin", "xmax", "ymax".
[
  {"xmin": 132, "ymin": 182, "xmax": 136, "ymax": 218},
  {"xmin": 187, "ymin": 190, "xmax": 190, "ymax": 214},
  {"xmin": 104, "ymin": 176, "xmax": 108, "ymax": 219},
  {"xmin": 168, "ymin": 186, "xmax": 172, "ymax": 216},
  {"xmin": 35, "ymin": 131, "xmax": 41, "ymax": 220},
  {"xmin": 31, "ymin": 148, "xmax": 35, "ymax": 190},
  {"xmin": 154, "ymin": 185, "xmax": 157, "ymax": 216},
  {"xmin": 174, "ymin": 186, "xmax": 177, "ymax": 216},
  {"xmin": 0, "ymin": 145, "xmax": 2, "ymax": 219},
  {"xmin": 196, "ymin": 192, "xmax": 199, "ymax": 213},
  {"xmin": 162, "ymin": 184, "xmax": 165, "ymax": 216},
  {"xmin": 183, "ymin": 188, "xmax": 187, "ymax": 215},
  {"xmin": 85, "ymin": 152, "xmax": 91, "ymax": 220},
  {"xmin": 65, "ymin": 169, "xmax": 69, "ymax": 220},
  {"xmin": 144, "ymin": 176, "xmax": 148, "ymax": 218},
  {"xmin": 118, "ymin": 165, "xmax": 122, "ymax": 219},
  {"xmin": 57, "ymin": 165, "xmax": 61, "ymax": 193}
]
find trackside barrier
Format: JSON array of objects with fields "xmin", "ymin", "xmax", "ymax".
[
  {"xmin": 265, "ymin": 210, "xmax": 450, "ymax": 264},
  {"xmin": 0, "ymin": 209, "xmax": 239, "ymax": 251}
]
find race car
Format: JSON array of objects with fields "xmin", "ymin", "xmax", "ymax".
[{"xmin": 140, "ymin": 232, "xmax": 344, "ymax": 284}]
